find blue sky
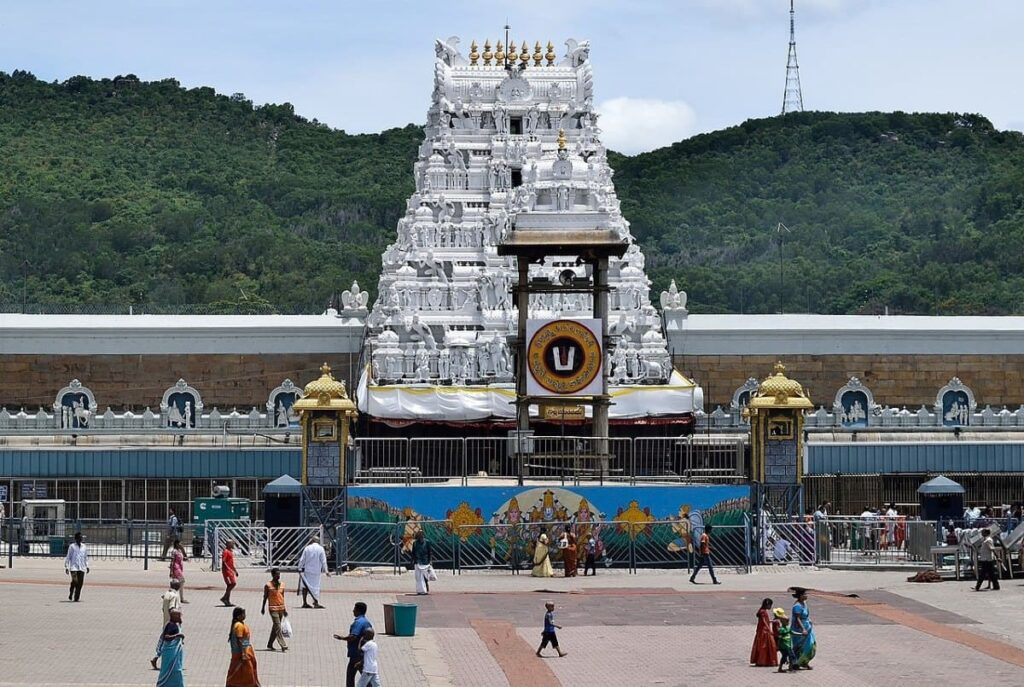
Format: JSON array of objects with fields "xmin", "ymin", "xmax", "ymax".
[{"xmin": 2, "ymin": 0, "xmax": 1022, "ymax": 153}]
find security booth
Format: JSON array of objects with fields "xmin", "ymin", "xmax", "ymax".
[
  {"xmin": 918, "ymin": 475, "xmax": 965, "ymax": 525},
  {"xmin": 263, "ymin": 475, "xmax": 303, "ymax": 528},
  {"xmin": 21, "ymin": 499, "xmax": 67, "ymax": 555}
]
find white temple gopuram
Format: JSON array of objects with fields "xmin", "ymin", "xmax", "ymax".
[{"xmin": 356, "ymin": 37, "xmax": 703, "ymax": 428}]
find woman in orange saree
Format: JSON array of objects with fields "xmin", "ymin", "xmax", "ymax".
[
  {"xmin": 750, "ymin": 597, "xmax": 779, "ymax": 667},
  {"xmin": 226, "ymin": 607, "xmax": 261, "ymax": 687}
]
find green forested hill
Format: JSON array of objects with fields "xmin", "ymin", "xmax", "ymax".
[{"xmin": 2, "ymin": 71, "xmax": 1023, "ymax": 314}]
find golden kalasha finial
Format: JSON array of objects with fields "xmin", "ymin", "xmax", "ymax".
[
  {"xmin": 507, "ymin": 40, "xmax": 517, "ymax": 64},
  {"xmin": 519, "ymin": 41, "xmax": 530, "ymax": 67},
  {"xmin": 545, "ymin": 41, "xmax": 556, "ymax": 66},
  {"xmin": 320, "ymin": 362, "xmax": 333, "ymax": 377},
  {"xmin": 469, "ymin": 40, "xmax": 479, "ymax": 66},
  {"xmin": 533, "ymin": 41, "xmax": 542, "ymax": 66},
  {"xmin": 557, "ymin": 128, "xmax": 567, "ymax": 151},
  {"xmin": 483, "ymin": 40, "xmax": 493, "ymax": 66},
  {"xmin": 495, "ymin": 40, "xmax": 505, "ymax": 65}
]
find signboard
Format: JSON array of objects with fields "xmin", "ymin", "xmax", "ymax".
[
  {"xmin": 526, "ymin": 319, "xmax": 603, "ymax": 397},
  {"xmin": 540, "ymin": 405, "xmax": 586, "ymax": 422},
  {"xmin": 306, "ymin": 441, "xmax": 342, "ymax": 486},
  {"xmin": 0, "ymin": 485, "xmax": 7, "ymax": 502},
  {"xmin": 21, "ymin": 482, "xmax": 47, "ymax": 499}
]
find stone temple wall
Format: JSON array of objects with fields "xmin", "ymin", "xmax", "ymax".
[
  {"xmin": 675, "ymin": 354, "xmax": 1024, "ymax": 410},
  {"xmin": 0, "ymin": 354, "xmax": 360, "ymax": 411}
]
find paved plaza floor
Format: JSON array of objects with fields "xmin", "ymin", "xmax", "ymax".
[{"xmin": 1, "ymin": 558, "xmax": 1022, "ymax": 686}]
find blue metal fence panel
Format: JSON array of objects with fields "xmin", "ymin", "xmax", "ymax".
[
  {"xmin": 0, "ymin": 448, "xmax": 302, "ymax": 478},
  {"xmin": 808, "ymin": 442, "xmax": 1024, "ymax": 474}
]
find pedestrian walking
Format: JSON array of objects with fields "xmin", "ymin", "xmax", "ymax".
[
  {"xmin": 169, "ymin": 539, "xmax": 188, "ymax": 603},
  {"xmin": 582, "ymin": 534, "xmax": 597, "ymax": 576},
  {"xmin": 220, "ymin": 540, "xmax": 238, "ymax": 606},
  {"xmin": 161, "ymin": 508, "xmax": 180, "ymax": 560},
  {"xmin": 260, "ymin": 568, "xmax": 288, "ymax": 652},
  {"xmin": 689, "ymin": 524, "xmax": 720, "ymax": 584},
  {"xmin": 535, "ymin": 601, "xmax": 567, "ymax": 658},
  {"xmin": 226, "ymin": 607, "xmax": 260, "ymax": 687},
  {"xmin": 152, "ymin": 579, "xmax": 182, "ymax": 670},
  {"xmin": 334, "ymin": 601, "xmax": 372, "ymax": 687},
  {"xmin": 355, "ymin": 628, "xmax": 381, "ymax": 687},
  {"xmin": 297, "ymin": 535, "xmax": 328, "ymax": 608},
  {"xmin": 156, "ymin": 608, "xmax": 185, "ymax": 687},
  {"xmin": 974, "ymin": 528, "xmax": 1001, "ymax": 591},
  {"xmin": 773, "ymin": 608, "xmax": 798, "ymax": 672},
  {"xmin": 790, "ymin": 587, "xmax": 817, "ymax": 669},
  {"xmin": 412, "ymin": 530, "xmax": 433, "ymax": 595},
  {"xmin": 750, "ymin": 597, "xmax": 778, "ymax": 667},
  {"xmin": 64, "ymin": 531, "xmax": 89, "ymax": 602}
]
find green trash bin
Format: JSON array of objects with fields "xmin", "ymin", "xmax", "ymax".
[
  {"xmin": 391, "ymin": 603, "xmax": 418, "ymax": 636},
  {"xmin": 49, "ymin": 536, "xmax": 67, "ymax": 556}
]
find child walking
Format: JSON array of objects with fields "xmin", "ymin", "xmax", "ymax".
[
  {"xmin": 536, "ymin": 601, "xmax": 568, "ymax": 658},
  {"xmin": 773, "ymin": 608, "xmax": 798, "ymax": 672},
  {"xmin": 356, "ymin": 628, "xmax": 381, "ymax": 687}
]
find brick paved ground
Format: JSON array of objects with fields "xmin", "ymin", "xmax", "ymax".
[{"xmin": 1, "ymin": 558, "xmax": 1022, "ymax": 686}]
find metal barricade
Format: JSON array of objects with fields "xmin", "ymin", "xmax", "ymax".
[
  {"xmin": 758, "ymin": 519, "xmax": 816, "ymax": 566},
  {"xmin": 706, "ymin": 520, "xmax": 753, "ymax": 572},
  {"xmin": 456, "ymin": 523, "xmax": 529, "ymax": 571},
  {"xmin": 630, "ymin": 520, "xmax": 690, "ymax": 569},
  {"xmin": 339, "ymin": 519, "xmax": 454, "ymax": 573},
  {"xmin": 465, "ymin": 437, "xmax": 512, "ymax": 478},
  {"xmin": 354, "ymin": 438, "xmax": 410, "ymax": 485},
  {"xmin": 815, "ymin": 517, "xmax": 936, "ymax": 565},
  {"xmin": 341, "ymin": 521, "xmax": 400, "ymax": 571},
  {"xmin": 409, "ymin": 438, "xmax": 464, "ymax": 483},
  {"xmin": 633, "ymin": 436, "xmax": 746, "ymax": 484}
]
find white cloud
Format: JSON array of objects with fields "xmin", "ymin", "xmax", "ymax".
[{"xmin": 596, "ymin": 97, "xmax": 698, "ymax": 154}]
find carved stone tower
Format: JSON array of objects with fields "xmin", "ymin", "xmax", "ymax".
[{"xmin": 357, "ymin": 37, "xmax": 701, "ymax": 429}]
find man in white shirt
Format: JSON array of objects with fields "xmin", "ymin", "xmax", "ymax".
[
  {"xmin": 64, "ymin": 532, "xmax": 90, "ymax": 601},
  {"xmin": 297, "ymin": 535, "xmax": 329, "ymax": 608},
  {"xmin": 884, "ymin": 504, "xmax": 898, "ymax": 550},
  {"xmin": 356, "ymin": 627, "xmax": 381, "ymax": 687},
  {"xmin": 974, "ymin": 529, "xmax": 1001, "ymax": 591},
  {"xmin": 151, "ymin": 579, "xmax": 182, "ymax": 669}
]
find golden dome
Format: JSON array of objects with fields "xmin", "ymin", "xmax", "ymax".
[
  {"xmin": 302, "ymin": 363, "xmax": 346, "ymax": 400},
  {"xmin": 749, "ymin": 361, "xmax": 813, "ymax": 409}
]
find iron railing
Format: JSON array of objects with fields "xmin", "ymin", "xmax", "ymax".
[{"xmin": 351, "ymin": 435, "xmax": 747, "ymax": 485}]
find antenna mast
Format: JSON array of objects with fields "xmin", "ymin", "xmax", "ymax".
[{"xmin": 781, "ymin": 0, "xmax": 804, "ymax": 115}]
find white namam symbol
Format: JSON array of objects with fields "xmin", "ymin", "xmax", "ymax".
[{"xmin": 552, "ymin": 345, "xmax": 577, "ymax": 372}]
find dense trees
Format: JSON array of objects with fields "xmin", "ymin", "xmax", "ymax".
[{"xmin": 2, "ymin": 72, "xmax": 1022, "ymax": 314}]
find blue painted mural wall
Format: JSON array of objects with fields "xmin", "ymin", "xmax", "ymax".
[{"xmin": 348, "ymin": 484, "xmax": 750, "ymax": 525}]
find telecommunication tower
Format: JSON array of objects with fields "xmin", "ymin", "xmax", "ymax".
[{"xmin": 781, "ymin": 0, "xmax": 804, "ymax": 115}]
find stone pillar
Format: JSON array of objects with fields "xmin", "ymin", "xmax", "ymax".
[
  {"xmin": 593, "ymin": 256, "xmax": 610, "ymax": 471},
  {"xmin": 515, "ymin": 260, "xmax": 531, "ymax": 485}
]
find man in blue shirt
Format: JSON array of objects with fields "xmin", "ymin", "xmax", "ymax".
[{"xmin": 334, "ymin": 601, "xmax": 372, "ymax": 687}]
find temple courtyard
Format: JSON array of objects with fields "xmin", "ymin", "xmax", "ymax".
[{"xmin": 1, "ymin": 560, "xmax": 1022, "ymax": 686}]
